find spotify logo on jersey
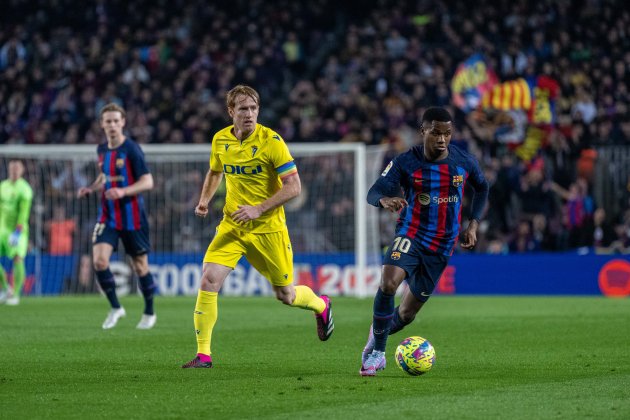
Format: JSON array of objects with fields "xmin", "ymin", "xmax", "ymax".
[
  {"xmin": 417, "ymin": 193, "xmax": 460, "ymax": 206},
  {"xmin": 418, "ymin": 193, "xmax": 430, "ymax": 205}
]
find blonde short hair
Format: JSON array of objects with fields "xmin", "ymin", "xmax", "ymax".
[
  {"xmin": 99, "ymin": 103, "xmax": 126, "ymax": 120},
  {"xmin": 226, "ymin": 85, "xmax": 260, "ymax": 110}
]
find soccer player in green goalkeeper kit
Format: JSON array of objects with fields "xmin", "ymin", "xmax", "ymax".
[{"xmin": 0, "ymin": 160, "xmax": 33, "ymax": 306}]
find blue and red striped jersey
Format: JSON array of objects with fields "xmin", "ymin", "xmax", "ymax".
[
  {"xmin": 368, "ymin": 144, "xmax": 489, "ymax": 255},
  {"xmin": 96, "ymin": 139, "xmax": 150, "ymax": 231}
]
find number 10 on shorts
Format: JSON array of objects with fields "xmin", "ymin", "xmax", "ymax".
[
  {"xmin": 92, "ymin": 223, "xmax": 105, "ymax": 243},
  {"xmin": 392, "ymin": 236, "xmax": 411, "ymax": 253}
]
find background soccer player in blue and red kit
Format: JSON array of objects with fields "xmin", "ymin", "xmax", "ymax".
[
  {"xmin": 78, "ymin": 103, "xmax": 157, "ymax": 330},
  {"xmin": 360, "ymin": 107, "xmax": 489, "ymax": 376}
]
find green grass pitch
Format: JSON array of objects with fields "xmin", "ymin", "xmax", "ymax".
[{"xmin": 1, "ymin": 296, "xmax": 629, "ymax": 419}]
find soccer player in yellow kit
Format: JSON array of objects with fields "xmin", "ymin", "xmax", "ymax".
[{"xmin": 182, "ymin": 85, "xmax": 334, "ymax": 368}]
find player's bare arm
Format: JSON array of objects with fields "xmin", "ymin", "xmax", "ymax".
[
  {"xmin": 460, "ymin": 219, "xmax": 479, "ymax": 249},
  {"xmin": 231, "ymin": 172, "xmax": 301, "ymax": 224},
  {"xmin": 378, "ymin": 196, "xmax": 408, "ymax": 213},
  {"xmin": 104, "ymin": 173, "xmax": 154, "ymax": 200},
  {"xmin": 77, "ymin": 173, "xmax": 106, "ymax": 198},
  {"xmin": 195, "ymin": 169, "xmax": 223, "ymax": 218}
]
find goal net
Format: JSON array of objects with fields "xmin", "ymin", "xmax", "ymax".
[{"xmin": 0, "ymin": 143, "xmax": 388, "ymax": 298}]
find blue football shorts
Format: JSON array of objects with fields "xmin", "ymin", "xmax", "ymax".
[
  {"xmin": 92, "ymin": 222, "xmax": 151, "ymax": 256},
  {"xmin": 382, "ymin": 235, "xmax": 450, "ymax": 302}
]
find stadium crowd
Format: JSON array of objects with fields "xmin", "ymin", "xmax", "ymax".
[{"xmin": 1, "ymin": 0, "xmax": 629, "ymax": 254}]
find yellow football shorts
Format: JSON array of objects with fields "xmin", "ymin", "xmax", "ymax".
[{"xmin": 203, "ymin": 222, "xmax": 294, "ymax": 287}]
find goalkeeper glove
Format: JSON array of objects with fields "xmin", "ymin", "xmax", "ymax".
[{"xmin": 9, "ymin": 227, "xmax": 22, "ymax": 247}]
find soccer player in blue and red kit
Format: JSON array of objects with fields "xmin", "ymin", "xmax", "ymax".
[
  {"xmin": 78, "ymin": 103, "xmax": 157, "ymax": 330},
  {"xmin": 360, "ymin": 107, "xmax": 489, "ymax": 376}
]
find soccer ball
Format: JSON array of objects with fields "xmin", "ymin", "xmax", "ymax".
[{"xmin": 394, "ymin": 336, "xmax": 436, "ymax": 375}]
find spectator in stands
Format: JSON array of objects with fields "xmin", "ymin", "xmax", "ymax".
[
  {"xmin": 517, "ymin": 163, "xmax": 555, "ymax": 220},
  {"xmin": 46, "ymin": 205, "xmax": 77, "ymax": 256},
  {"xmin": 582, "ymin": 208, "xmax": 616, "ymax": 252},
  {"xmin": 552, "ymin": 178, "xmax": 595, "ymax": 248},
  {"xmin": 509, "ymin": 220, "xmax": 537, "ymax": 253},
  {"xmin": 0, "ymin": 36, "xmax": 26, "ymax": 70},
  {"xmin": 531, "ymin": 213, "xmax": 557, "ymax": 251}
]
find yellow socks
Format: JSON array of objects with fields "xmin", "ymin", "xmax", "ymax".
[
  {"xmin": 193, "ymin": 287, "xmax": 324, "ymax": 356},
  {"xmin": 291, "ymin": 285, "xmax": 326, "ymax": 314},
  {"xmin": 193, "ymin": 290, "xmax": 218, "ymax": 356}
]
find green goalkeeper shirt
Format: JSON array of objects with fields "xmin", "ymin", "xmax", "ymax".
[{"xmin": 0, "ymin": 178, "xmax": 33, "ymax": 234}]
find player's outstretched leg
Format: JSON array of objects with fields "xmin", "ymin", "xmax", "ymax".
[{"xmin": 289, "ymin": 285, "xmax": 334, "ymax": 341}]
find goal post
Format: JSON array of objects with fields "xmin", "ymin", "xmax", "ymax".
[{"xmin": 0, "ymin": 143, "xmax": 386, "ymax": 298}]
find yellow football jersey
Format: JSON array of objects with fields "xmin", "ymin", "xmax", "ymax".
[{"xmin": 210, "ymin": 124, "xmax": 298, "ymax": 233}]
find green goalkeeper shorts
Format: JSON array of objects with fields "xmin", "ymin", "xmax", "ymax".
[{"xmin": 0, "ymin": 230, "xmax": 29, "ymax": 259}]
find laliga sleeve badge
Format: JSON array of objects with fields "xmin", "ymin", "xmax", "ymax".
[{"xmin": 381, "ymin": 161, "xmax": 393, "ymax": 176}]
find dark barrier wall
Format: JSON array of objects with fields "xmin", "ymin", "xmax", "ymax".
[{"xmin": 7, "ymin": 253, "xmax": 630, "ymax": 297}]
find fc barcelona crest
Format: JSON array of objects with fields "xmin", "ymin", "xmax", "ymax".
[
  {"xmin": 116, "ymin": 158, "xmax": 125, "ymax": 168},
  {"xmin": 452, "ymin": 175, "xmax": 463, "ymax": 187}
]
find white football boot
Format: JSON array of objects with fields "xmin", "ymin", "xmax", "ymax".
[
  {"xmin": 102, "ymin": 307, "xmax": 126, "ymax": 329},
  {"xmin": 136, "ymin": 313, "xmax": 156, "ymax": 330}
]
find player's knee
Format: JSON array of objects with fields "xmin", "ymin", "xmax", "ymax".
[
  {"xmin": 131, "ymin": 259, "xmax": 149, "ymax": 276},
  {"xmin": 200, "ymin": 275, "xmax": 213, "ymax": 289},
  {"xmin": 200, "ymin": 271, "xmax": 221, "ymax": 292},
  {"xmin": 275, "ymin": 292, "xmax": 292, "ymax": 305},
  {"xmin": 272, "ymin": 288, "xmax": 293, "ymax": 305},
  {"xmin": 93, "ymin": 257, "xmax": 109, "ymax": 271},
  {"xmin": 380, "ymin": 280, "xmax": 398, "ymax": 295}
]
